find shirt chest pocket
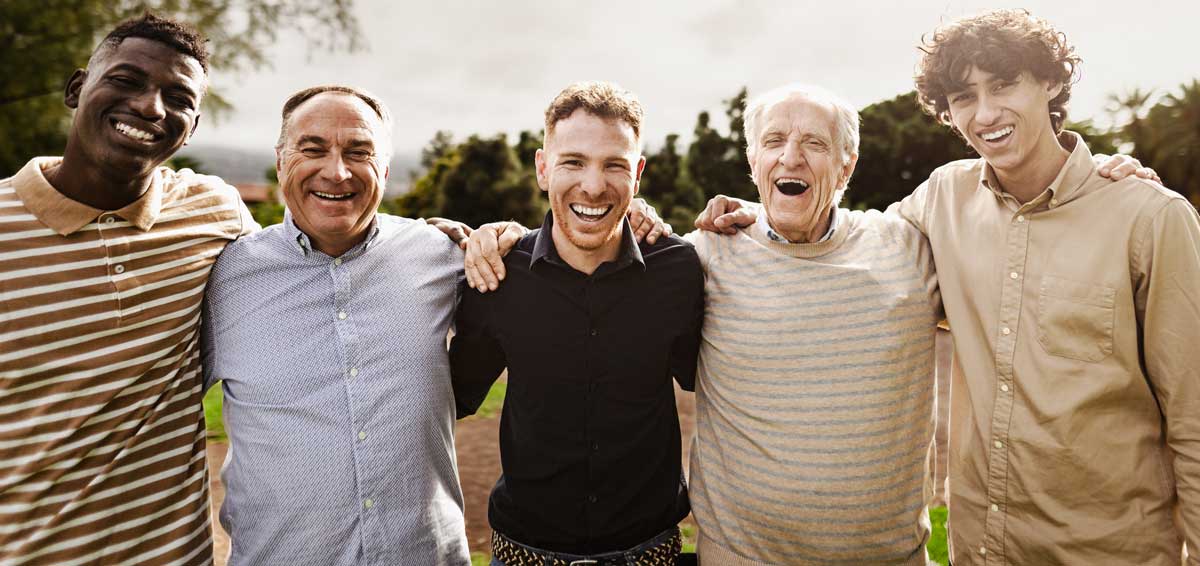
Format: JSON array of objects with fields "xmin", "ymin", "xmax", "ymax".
[{"xmin": 1036, "ymin": 275, "xmax": 1116, "ymax": 362}]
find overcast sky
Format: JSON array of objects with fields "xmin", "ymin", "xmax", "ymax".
[{"xmin": 193, "ymin": 0, "xmax": 1200, "ymax": 156}]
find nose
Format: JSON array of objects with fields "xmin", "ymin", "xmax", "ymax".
[
  {"xmin": 975, "ymin": 94, "xmax": 1001, "ymax": 126},
  {"xmin": 779, "ymin": 139, "xmax": 807, "ymax": 169},
  {"xmin": 319, "ymin": 153, "xmax": 353, "ymax": 184},
  {"xmin": 128, "ymin": 89, "xmax": 166, "ymax": 121},
  {"xmin": 579, "ymin": 165, "xmax": 605, "ymax": 198}
]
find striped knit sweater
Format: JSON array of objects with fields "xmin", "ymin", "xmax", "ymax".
[{"xmin": 687, "ymin": 207, "xmax": 941, "ymax": 565}]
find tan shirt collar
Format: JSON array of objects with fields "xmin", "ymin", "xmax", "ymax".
[
  {"xmin": 13, "ymin": 157, "xmax": 164, "ymax": 236},
  {"xmin": 979, "ymin": 131, "xmax": 1094, "ymax": 208}
]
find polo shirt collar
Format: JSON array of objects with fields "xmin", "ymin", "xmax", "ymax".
[
  {"xmin": 530, "ymin": 209, "xmax": 645, "ymax": 273},
  {"xmin": 978, "ymin": 131, "xmax": 1094, "ymax": 206},
  {"xmin": 12, "ymin": 157, "xmax": 164, "ymax": 236}
]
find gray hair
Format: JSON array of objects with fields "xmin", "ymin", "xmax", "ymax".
[
  {"xmin": 743, "ymin": 83, "xmax": 860, "ymax": 168},
  {"xmin": 275, "ymin": 84, "xmax": 394, "ymax": 161}
]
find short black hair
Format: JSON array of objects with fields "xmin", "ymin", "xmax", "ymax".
[{"xmin": 95, "ymin": 13, "xmax": 210, "ymax": 73}]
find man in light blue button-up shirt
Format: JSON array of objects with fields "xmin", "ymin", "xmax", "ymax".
[{"xmin": 201, "ymin": 85, "xmax": 471, "ymax": 566}]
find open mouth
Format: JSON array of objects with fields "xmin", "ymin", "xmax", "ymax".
[
  {"xmin": 111, "ymin": 119, "xmax": 161, "ymax": 144},
  {"xmin": 570, "ymin": 203, "xmax": 613, "ymax": 222},
  {"xmin": 775, "ymin": 178, "xmax": 810, "ymax": 196},
  {"xmin": 313, "ymin": 191, "xmax": 356, "ymax": 201},
  {"xmin": 979, "ymin": 125, "xmax": 1014, "ymax": 144}
]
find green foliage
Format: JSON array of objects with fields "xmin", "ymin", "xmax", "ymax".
[
  {"xmin": 470, "ymin": 380, "xmax": 508, "ymax": 420},
  {"xmin": 393, "ymin": 134, "xmax": 544, "ymax": 227},
  {"xmin": 470, "ymin": 552, "xmax": 490, "ymax": 566},
  {"xmin": 850, "ymin": 92, "xmax": 976, "ymax": 211},
  {"xmin": 641, "ymin": 134, "xmax": 705, "ymax": 229},
  {"xmin": 686, "ymin": 88, "xmax": 756, "ymax": 203},
  {"xmin": 0, "ymin": 0, "xmax": 360, "ymax": 177},
  {"xmin": 1112, "ymin": 80, "xmax": 1200, "ymax": 206},
  {"xmin": 929, "ymin": 506, "xmax": 949, "ymax": 565},
  {"xmin": 203, "ymin": 384, "xmax": 225, "ymax": 442}
]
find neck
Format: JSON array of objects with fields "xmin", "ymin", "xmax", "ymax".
[
  {"xmin": 772, "ymin": 208, "xmax": 833, "ymax": 244},
  {"xmin": 551, "ymin": 222, "xmax": 623, "ymax": 275},
  {"xmin": 51, "ymin": 148, "xmax": 154, "ymax": 211},
  {"xmin": 308, "ymin": 230, "xmax": 370, "ymax": 259},
  {"xmin": 992, "ymin": 131, "xmax": 1071, "ymax": 204}
]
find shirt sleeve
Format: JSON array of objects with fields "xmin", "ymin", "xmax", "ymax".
[
  {"xmin": 1135, "ymin": 197, "xmax": 1200, "ymax": 562},
  {"xmin": 448, "ymin": 281, "xmax": 507, "ymax": 418},
  {"xmin": 200, "ymin": 289, "xmax": 219, "ymax": 393},
  {"xmin": 668, "ymin": 253, "xmax": 705, "ymax": 392}
]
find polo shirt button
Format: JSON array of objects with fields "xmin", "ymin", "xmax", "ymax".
[
  {"xmin": 979, "ymin": 546, "xmax": 987, "ymax": 555},
  {"xmin": 1050, "ymin": 198, "xmax": 1059, "ymax": 206},
  {"xmin": 334, "ymin": 258, "xmax": 343, "ymax": 266},
  {"xmin": 1016, "ymin": 215, "xmax": 1026, "ymax": 223},
  {"xmin": 338, "ymin": 311, "xmax": 347, "ymax": 320},
  {"xmin": 113, "ymin": 264, "xmax": 125, "ymax": 274},
  {"xmin": 588, "ymin": 495, "xmax": 597, "ymax": 503},
  {"xmin": 358, "ymin": 430, "xmax": 367, "ymax": 441},
  {"xmin": 364, "ymin": 499, "xmax": 374, "ymax": 509},
  {"xmin": 104, "ymin": 216, "xmax": 116, "ymax": 225},
  {"xmin": 349, "ymin": 367, "xmax": 358, "ymax": 377}
]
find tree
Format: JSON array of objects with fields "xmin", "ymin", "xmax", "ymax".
[
  {"xmin": 641, "ymin": 134, "xmax": 704, "ymax": 229},
  {"xmin": 850, "ymin": 91, "xmax": 975, "ymax": 211},
  {"xmin": 1112, "ymin": 80, "xmax": 1200, "ymax": 207},
  {"xmin": 685, "ymin": 88, "xmax": 756, "ymax": 203},
  {"xmin": 0, "ymin": 0, "xmax": 360, "ymax": 176}
]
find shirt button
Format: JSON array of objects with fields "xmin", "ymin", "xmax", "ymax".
[
  {"xmin": 334, "ymin": 258, "xmax": 343, "ymax": 266},
  {"xmin": 363, "ymin": 499, "xmax": 374, "ymax": 509},
  {"xmin": 587, "ymin": 495, "xmax": 598, "ymax": 503},
  {"xmin": 1001, "ymin": 327, "xmax": 1011, "ymax": 336},
  {"xmin": 338, "ymin": 311, "xmax": 347, "ymax": 320},
  {"xmin": 979, "ymin": 546, "xmax": 987, "ymax": 555},
  {"xmin": 349, "ymin": 367, "xmax": 358, "ymax": 377},
  {"xmin": 1016, "ymin": 215, "xmax": 1026, "ymax": 223},
  {"xmin": 1000, "ymin": 383, "xmax": 1010, "ymax": 393},
  {"xmin": 358, "ymin": 430, "xmax": 367, "ymax": 441},
  {"xmin": 113, "ymin": 264, "xmax": 125, "ymax": 274},
  {"xmin": 1009, "ymin": 271, "xmax": 1019, "ymax": 280},
  {"xmin": 589, "ymin": 329, "xmax": 598, "ymax": 337},
  {"xmin": 994, "ymin": 440, "xmax": 1004, "ymax": 449},
  {"xmin": 1050, "ymin": 198, "xmax": 1059, "ymax": 206},
  {"xmin": 103, "ymin": 216, "xmax": 116, "ymax": 225},
  {"xmin": 592, "ymin": 442, "xmax": 600, "ymax": 452}
]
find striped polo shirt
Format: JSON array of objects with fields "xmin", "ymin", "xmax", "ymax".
[
  {"xmin": 687, "ymin": 208, "xmax": 942, "ymax": 565},
  {"xmin": 0, "ymin": 157, "xmax": 254, "ymax": 565}
]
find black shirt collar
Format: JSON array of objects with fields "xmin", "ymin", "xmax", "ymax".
[{"xmin": 530, "ymin": 209, "xmax": 645, "ymax": 274}]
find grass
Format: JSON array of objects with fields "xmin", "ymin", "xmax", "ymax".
[
  {"xmin": 470, "ymin": 380, "xmax": 507, "ymax": 419},
  {"xmin": 929, "ymin": 506, "xmax": 949, "ymax": 565},
  {"xmin": 203, "ymin": 384, "xmax": 226, "ymax": 442}
]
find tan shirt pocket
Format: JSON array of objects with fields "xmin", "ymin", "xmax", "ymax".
[{"xmin": 1036, "ymin": 275, "xmax": 1116, "ymax": 362}]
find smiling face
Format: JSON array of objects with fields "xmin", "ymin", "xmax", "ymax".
[
  {"xmin": 64, "ymin": 37, "xmax": 205, "ymax": 180},
  {"xmin": 535, "ymin": 109, "xmax": 644, "ymax": 269},
  {"xmin": 276, "ymin": 92, "xmax": 389, "ymax": 257},
  {"xmin": 750, "ymin": 95, "xmax": 856, "ymax": 243},
  {"xmin": 946, "ymin": 66, "xmax": 1063, "ymax": 178}
]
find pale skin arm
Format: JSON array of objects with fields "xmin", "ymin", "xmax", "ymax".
[
  {"xmin": 694, "ymin": 155, "xmax": 1162, "ymax": 233},
  {"xmin": 429, "ymin": 198, "xmax": 672, "ymax": 291}
]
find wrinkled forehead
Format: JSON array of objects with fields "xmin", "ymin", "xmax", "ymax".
[
  {"xmin": 287, "ymin": 93, "xmax": 388, "ymax": 145},
  {"xmin": 760, "ymin": 95, "xmax": 837, "ymax": 137}
]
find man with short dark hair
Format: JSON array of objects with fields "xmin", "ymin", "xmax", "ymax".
[
  {"xmin": 0, "ymin": 13, "xmax": 254, "ymax": 564},
  {"xmin": 450, "ymin": 81, "xmax": 704, "ymax": 565},
  {"xmin": 905, "ymin": 10, "xmax": 1200, "ymax": 564}
]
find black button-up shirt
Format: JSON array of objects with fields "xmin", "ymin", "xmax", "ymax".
[{"xmin": 450, "ymin": 212, "xmax": 704, "ymax": 554}]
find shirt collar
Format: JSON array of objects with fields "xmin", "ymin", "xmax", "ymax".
[
  {"xmin": 759, "ymin": 207, "xmax": 839, "ymax": 244},
  {"xmin": 12, "ymin": 157, "xmax": 164, "ymax": 235},
  {"xmin": 282, "ymin": 209, "xmax": 382, "ymax": 259},
  {"xmin": 530, "ymin": 209, "xmax": 645, "ymax": 273},
  {"xmin": 978, "ymin": 131, "xmax": 1094, "ymax": 207}
]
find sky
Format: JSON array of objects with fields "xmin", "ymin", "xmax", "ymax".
[{"xmin": 192, "ymin": 0, "xmax": 1200, "ymax": 157}]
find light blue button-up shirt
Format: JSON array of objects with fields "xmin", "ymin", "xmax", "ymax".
[{"xmin": 201, "ymin": 212, "xmax": 469, "ymax": 566}]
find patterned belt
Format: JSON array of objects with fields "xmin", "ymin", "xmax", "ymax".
[{"xmin": 490, "ymin": 529, "xmax": 681, "ymax": 566}]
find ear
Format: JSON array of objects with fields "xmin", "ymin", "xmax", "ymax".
[
  {"xmin": 382, "ymin": 164, "xmax": 390, "ymax": 182},
  {"xmin": 184, "ymin": 113, "xmax": 202, "ymax": 146},
  {"xmin": 64, "ymin": 69, "xmax": 87, "ymax": 109},
  {"xmin": 841, "ymin": 153, "xmax": 859, "ymax": 187},
  {"xmin": 534, "ymin": 148, "xmax": 550, "ymax": 192},
  {"xmin": 1046, "ymin": 80, "xmax": 1064, "ymax": 100},
  {"xmin": 633, "ymin": 155, "xmax": 646, "ymax": 196},
  {"xmin": 275, "ymin": 150, "xmax": 284, "ymax": 181}
]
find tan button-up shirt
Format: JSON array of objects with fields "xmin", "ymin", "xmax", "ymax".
[{"xmin": 893, "ymin": 133, "xmax": 1200, "ymax": 565}]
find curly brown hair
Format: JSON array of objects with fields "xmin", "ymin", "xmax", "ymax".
[
  {"xmin": 914, "ymin": 9, "xmax": 1080, "ymax": 134},
  {"xmin": 544, "ymin": 81, "xmax": 644, "ymax": 141}
]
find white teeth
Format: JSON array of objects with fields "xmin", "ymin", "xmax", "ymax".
[
  {"xmin": 570, "ymin": 204, "xmax": 610, "ymax": 216},
  {"xmin": 115, "ymin": 122, "xmax": 154, "ymax": 142},
  {"xmin": 981, "ymin": 126, "xmax": 1014, "ymax": 141},
  {"xmin": 314, "ymin": 191, "xmax": 353, "ymax": 200},
  {"xmin": 776, "ymin": 178, "xmax": 808, "ymax": 188}
]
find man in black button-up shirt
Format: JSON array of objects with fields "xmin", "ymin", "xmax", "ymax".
[{"xmin": 449, "ymin": 82, "xmax": 704, "ymax": 562}]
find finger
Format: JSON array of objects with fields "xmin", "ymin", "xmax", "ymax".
[
  {"xmin": 464, "ymin": 257, "xmax": 479, "ymax": 290},
  {"xmin": 479, "ymin": 231, "xmax": 502, "ymax": 291},
  {"xmin": 645, "ymin": 222, "xmax": 663, "ymax": 245}
]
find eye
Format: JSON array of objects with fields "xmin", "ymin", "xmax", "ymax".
[
  {"xmin": 762, "ymin": 136, "xmax": 783, "ymax": 147},
  {"xmin": 949, "ymin": 92, "xmax": 974, "ymax": 104},
  {"xmin": 561, "ymin": 159, "xmax": 583, "ymax": 168},
  {"xmin": 168, "ymin": 94, "xmax": 195, "ymax": 110},
  {"xmin": 993, "ymin": 80, "xmax": 1016, "ymax": 92},
  {"xmin": 300, "ymin": 147, "xmax": 325, "ymax": 157},
  {"xmin": 346, "ymin": 150, "xmax": 373, "ymax": 162},
  {"xmin": 108, "ymin": 75, "xmax": 139, "ymax": 87}
]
